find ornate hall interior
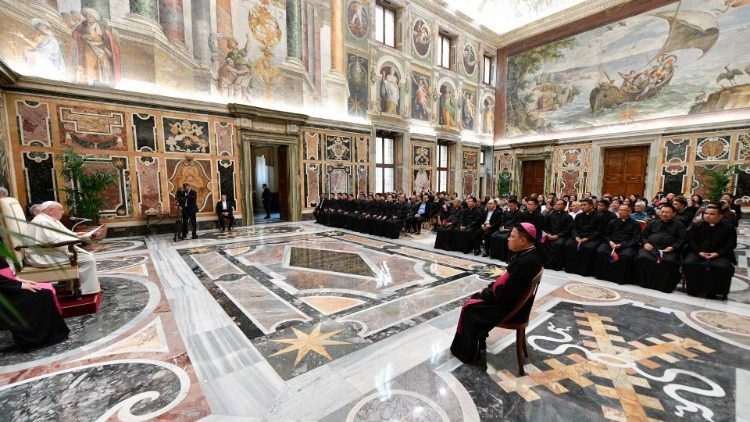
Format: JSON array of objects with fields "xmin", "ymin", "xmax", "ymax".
[{"xmin": 0, "ymin": 0, "xmax": 749, "ymax": 420}]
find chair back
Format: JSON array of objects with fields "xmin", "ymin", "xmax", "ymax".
[
  {"xmin": 0, "ymin": 197, "xmax": 30, "ymax": 264},
  {"xmin": 500, "ymin": 268, "xmax": 544, "ymax": 326},
  {"xmin": 638, "ymin": 220, "xmax": 647, "ymax": 232}
]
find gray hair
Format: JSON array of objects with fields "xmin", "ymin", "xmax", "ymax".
[
  {"xmin": 635, "ymin": 201, "xmax": 646, "ymax": 207},
  {"xmin": 30, "ymin": 204, "xmax": 42, "ymax": 216},
  {"xmin": 0, "ymin": 186, "xmax": 8, "ymax": 196}
]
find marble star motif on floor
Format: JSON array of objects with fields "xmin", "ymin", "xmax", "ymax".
[{"xmin": 269, "ymin": 323, "xmax": 350, "ymax": 366}]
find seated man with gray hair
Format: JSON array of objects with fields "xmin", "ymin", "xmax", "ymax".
[
  {"xmin": 24, "ymin": 201, "xmax": 100, "ymax": 295},
  {"xmin": 0, "ymin": 186, "xmax": 8, "ymax": 198}
]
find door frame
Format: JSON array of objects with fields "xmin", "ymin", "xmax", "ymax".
[
  {"xmin": 231, "ymin": 104, "xmax": 308, "ymax": 224},
  {"xmin": 514, "ymin": 153, "xmax": 551, "ymax": 198},
  {"xmin": 590, "ymin": 136, "xmax": 659, "ymax": 200}
]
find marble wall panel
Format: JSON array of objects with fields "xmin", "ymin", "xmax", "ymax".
[
  {"xmin": 217, "ymin": 159, "xmax": 236, "ymax": 202},
  {"xmin": 303, "ymin": 132, "xmax": 321, "ymax": 161},
  {"xmin": 215, "ymin": 121, "xmax": 234, "ymax": 156},
  {"xmin": 304, "ymin": 163, "xmax": 321, "ymax": 207},
  {"xmin": 58, "ymin": 106, "xmax": 126, "ymax": 150},
  {"xmin": 82, "ymin": 156, "xmax": 132, "ymax": 217},
  {"xmin": 166, "ymin": 158, "xmax": 213, "ymax": 213},
  {"xmin": 354, "ymin": 136, "xmax": 369, "ymax": 163},
  {"xmin": 325, "ymin": 135, "xmax": 352, "ymax": 161},
  {"xmin": 0, "ymin": 96, "xmax": 9, "ymax": 189},
  {"xmin": 356, "ymin": 165, "xmax": 368, "ymax": 196},
  {"xmin": 22, "ymin": 151, "xmax": 56, "ymax": 204},
  {"xmin": 136, "ymin": 155, "xmax": 162, "ymax": 214},
  {"xmin": 326, "ymin": 165, "xmax": 352, "ymax": 195},
  {"xmin": 163, "ymin": 117, "xmax": 210, "ymax": 153},
  {"xmin": 15, "ymin": 100, "xmax": 51, "ymax": 147},
  {"xmin": 132, "ymin": 113, "xmax": 157, "ymax": 152},
  {"xmin": 413, "ymin": 169, "xmax": 430, "ymax": 193}
]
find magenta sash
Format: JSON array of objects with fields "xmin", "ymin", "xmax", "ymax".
[{"xmin": 0, "ymin": 267, "xmax": 63, "ymax": 315}]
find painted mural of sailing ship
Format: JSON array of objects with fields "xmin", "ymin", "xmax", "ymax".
[{"xmin": 589, "ymin": 4, "xmax": 720, "ymax": 115}]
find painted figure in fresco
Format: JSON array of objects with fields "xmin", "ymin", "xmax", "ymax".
[
  {"xmin": 11, "ymin": 18, "xmax": 67, "ymax": 80},
  {"xmin": 347, "ymin": 55, "xmax": 368, "ymax": 116},
  {"xmin": 482, "ymin": 97, "xmax": 494, "ymax": 134},
  {"xmin": 411, "ymin": 75, "xmax": 430, "ymax": 120},
  {"xmin": 380, "ymin": 66, "xmax": 401, "ymax": 114},
  {"xmin": 439, "ymin": 84, "xmax": 455, "ymax": 127},
  {"xmin": 347, "ymin": 1, "xmax": 368, "ymax": 38},
  {"xmin": 217, "ymin": 35, "xmax": 253, "ymax": 102},
  {"xmin": 412, "ymin": 20, "xmax": 431, "ymax": 57},
  {"xmin": 72, "ymin": 8, "xmax": 121, "ymax": 86},
  {"xmin": 462, "ymin": 91, "xmax": 476, "ymax": 130},
  {"xmin": 463, "ymin": 44, "xmax": 477, "ymax": 75}
]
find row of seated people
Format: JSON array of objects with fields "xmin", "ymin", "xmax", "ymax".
[
  {"xmin": 313, "ymin": 192, "xmax": 439, "ymax": 238},
  {"xmin": 435, "ymin": 196, "xmax": 738, "ymax": 300}
]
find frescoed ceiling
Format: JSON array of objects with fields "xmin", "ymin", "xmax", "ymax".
[{"xmin": 441, "ymin": 0, "xmax": 589, "ymax": 34}]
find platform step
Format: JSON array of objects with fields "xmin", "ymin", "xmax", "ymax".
[{"xmin": 59, "ymin": 293, "xmax": 101, "ymax": 318}]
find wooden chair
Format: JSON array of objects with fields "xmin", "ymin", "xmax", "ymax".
[
  {"xmin": 495, "ymin": 268, "xmax": 544, "ymax": 376},
  {"xmin": 0, "ymin": 197, "xmax": 82, "ymax": 296}
]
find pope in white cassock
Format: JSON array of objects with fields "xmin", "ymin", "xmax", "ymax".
[{"xmin": 24, "ymin": 201, "xmax": 100, "ymax": 295}]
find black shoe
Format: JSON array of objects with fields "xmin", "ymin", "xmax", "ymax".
[
  {"xmin": 473, "ymin": 249, "xmax": 481, "ymax": 256},
  {"xmin": 220, "ymin": 228, "xmax": 225, "ymax": 232},
  {"xmin": 192, "ymin": 235, "xmax": 198, "ymax": 239},
  {"xmin": 264, "ymin": 215, "xmax": 271, "ymax": 219},
  {"xmin": 482, "ymin": 252, "xmax": 489, "ymax": 257},
  {"xmin": 179, "ymin": 235, "xmax": 185, "ymax": 240}
]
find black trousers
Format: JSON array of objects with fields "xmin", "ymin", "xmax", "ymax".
[
  {"xmin": 635, "ymin": 249, "xmax": 681, "ymax": 293},
  {"xmin": 182, "ymin": 209, "xmax": 197, "ymax": 237},
  {"xmin": 564, "ymin": 238, "xmax": 600, "ymax": 276},
  {"xmin": 489, "ymin": 231, "xmax": 511, "ymax": 261},
  {"xmin": 594, "ymin": 244, "xmax": 637, "ymax": 284},
  {"xmin": 543, "ymin": 236, "xmax": 567, "ymax": 270},
  {"xmin": 217, "ymin": 213, "xmax": 234, "ymax": 230},
  {"xmin": 684, "ymin": 253, "xmax": 735, "ymax": 298},
  {"xmin": 263, "ymin": 201, "xmax": 271, "ymax": 217}
]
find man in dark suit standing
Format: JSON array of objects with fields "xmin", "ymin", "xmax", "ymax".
[
  {"xmin": 262, "ymin": 184, "xmax": 271, "ymax": 219},
  {"xmin": 176, "ymin": 182, "xmax": 198, "ymax": 239},
  {"xmin": 215, "ymin": 193, "xmax": 235, "ymax": 232}
]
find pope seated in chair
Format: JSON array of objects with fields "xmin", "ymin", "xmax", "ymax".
[{"xmin": 24, "ymin": 201, "xmax": 100, "ymax": 295}]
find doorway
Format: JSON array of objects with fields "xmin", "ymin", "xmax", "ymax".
[
  {"xmin": 251, "ymin": 144, "xmax": 287, "ymax": 223},
  {"xmin": 601, "ymin": 146, "xmax": 649, "ymax": 197},
  {"xmin": 521, "ymin": 160, "xmax": 545, "ymax": 198}
]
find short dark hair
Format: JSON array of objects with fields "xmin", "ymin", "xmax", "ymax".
[
  {"xmin": 598, "ymin": 199, "xmax": 610, "ymax": 207},
  {"xmin": 581, "ymin": 198, "xmax": 594, "ymax": 206},
  {"xmin": 527, "ymin": 198, "xmax": 538, "ymax": 205},
  {"xmin": 660, "ymin": 203, "xmax": 676, "ymax": 213},
  {"xmin": 674, "ymin": 197, "xmax": 688, "ymax": 206}
]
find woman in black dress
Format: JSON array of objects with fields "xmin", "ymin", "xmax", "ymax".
[
  {"xmin": 451, "ymin": 222, "xmax": 543, "ymax": 364},
  {"xmin": 0, "ymin": 260, "xmax": 69, "ymax": 351}
]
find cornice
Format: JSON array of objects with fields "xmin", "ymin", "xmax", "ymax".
[
  {"xmin": 0, "ymin": 60, "xmax": 19, "ymax": 85},
  {"xmin": 497, "ymin": 0, "xmax": 634, "ymax": 48}
]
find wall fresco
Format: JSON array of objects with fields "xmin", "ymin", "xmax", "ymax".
[{"xmin": 506, "ymin": 0, "xmax": 750, "ymax": 138}]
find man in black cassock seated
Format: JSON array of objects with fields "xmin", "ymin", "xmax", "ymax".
[
  {"xmin": 673, "ymin": 196, "xmax": 693, "ymax": 228},
  {"xmin": 434, "ymin": 198, "xmax": 463, "ymax": 250},
  {"xmin": 0, "ymin": 261, "xmax": 69, "ymax": 351},
  {"xmin": 450, "ymin": 222, "xmax": 543, "ymax": 365},
  {"xmin": 635, "ymin": 204, "xmax": 687, "ymax": 293},
  {"xmin": 489, "ymin": 199, "xmax": 521, "ymax": 261},
  {"xmin": 684, "ymin": 204, "xmax": 737, "ymax": 299},
  {"xmin": 543, "ymin": 199, "xmax": 572, "ymax": 270},
  {"xmin": 215, "ymin": 194, "xmax": 235, "ymax": 232},
  {"xmin": 367, "ymin": 194, "xmax": 386, "ymax": 236},
  {"xmin": 475, "ymin": 199, "xmax": 502, "ymax": 256},
  {"xmin": 564, "ymin": 198, "xmax": 601, "ymax": 276},
  {"xmin": 313, "ymin": 192, "xmax": 332, "ymax": 224},
  {"xmin": 452, "ymin": 196, "xmax": 482, "ymax": 254},
  {"xmin": 383, "ymin": 194, "xmax": 409, "ymax": 239},
  {"xmin": 597, "ymin": 199, "xmax": 617, "ymax": 234},
  {"xmin": 594, "ymin": 204, "xmax": 642, "ymax": 284}
]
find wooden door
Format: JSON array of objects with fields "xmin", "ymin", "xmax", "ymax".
[
  {"xmin": 277, "ymin": 146, "xmax": 290, "ymax": 220},
  {"xmin": 521, "ymin": 160, "xmax": 545, "ymax": 198},
  {"xmin": 601, "ymin": 146, "xmax": 649, "ymax": 197}
]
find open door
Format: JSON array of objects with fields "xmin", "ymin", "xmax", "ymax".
[{"xmin": 277, "ymin": 145, "xmax": 290, "ymax": 221}]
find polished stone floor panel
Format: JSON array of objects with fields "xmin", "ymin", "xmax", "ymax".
[{"xmin": 3, "ymin": 221, "xmax": 749, "ymax": 421}]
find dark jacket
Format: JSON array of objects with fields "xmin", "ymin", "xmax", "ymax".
[
  {"xmin": 544, "ymin": 210, "xmax": 572, "ymax": 237},
  {"xmin": 501, "ymin": 209, "xmax": 521, "ymax": 230},
  {"xmin": 176, "ymin": 188, "xmax": 198, "ymax": 213},
  {"xmin": 604, "ymin": 218, "xmax": 641, "ymax": 249},
  {"xmin": 642, "ymin": 219, "xmax": 687, "ymax": 250},
  {"xmin": 262, "ymin": 188, "xmax": 271, "ymax": 205},
  {"xmin": 479, "ymin": 209, "xmax": 503, "ymax": 231},
  {"xmin": 215, "ymin": 200, "xmax": 235, "ymax": 216},
  {"xmin": 688, "ymin": 220, "xmax": 737, "ymax": 263},
  {"xmin": 572, "ymin": 211, "xmax": 601, "ymax": 240},
  {"xmin": 459, "ymin": 207, "xmax": 483, "ymax": 229}
]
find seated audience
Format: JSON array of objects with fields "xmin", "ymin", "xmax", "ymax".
[
  {"xmin": 595, "ymin": 204, "xmax": 641, "ymax": 284},
  {"xmin": 564, "ymin": 199, "xmax": 601, "ymax": 276},
  {"xmin": 450, "ymin": 223, "xmax": 542, "ymax": 364},
  {"xmin": 543, "ymin": 199, "xmax": 572, "ymax": 270},
  {"xmin": 215, "ymin": 194, "xmax": 235, "ymax": 232},
  {"xmin": 673, "ymin": 196, "xmax": 692, "ymax": 228},
  {"xmin": 684, "ymin": 204, "xmax": 737, "ymax": 299},
  {"xmin": 24, "ymin": 201, "xmax": 100, "ymax": 295},
  {"xmin": 635, "ymin": 204, "xmax": 686, "ymax": 293}
]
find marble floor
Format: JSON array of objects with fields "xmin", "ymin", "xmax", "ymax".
[{"xmin": 1, "ymin": 220, "xmax": 749, "ymax": 421}]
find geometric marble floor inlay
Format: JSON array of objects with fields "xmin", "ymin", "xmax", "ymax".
[
  {"xmin": 288, "ymin": 246, "xmax": 376, "ymax": 277},
  {"xmin": 5, "ymin": 220, "xmax": 749, "ymax": 421}
]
